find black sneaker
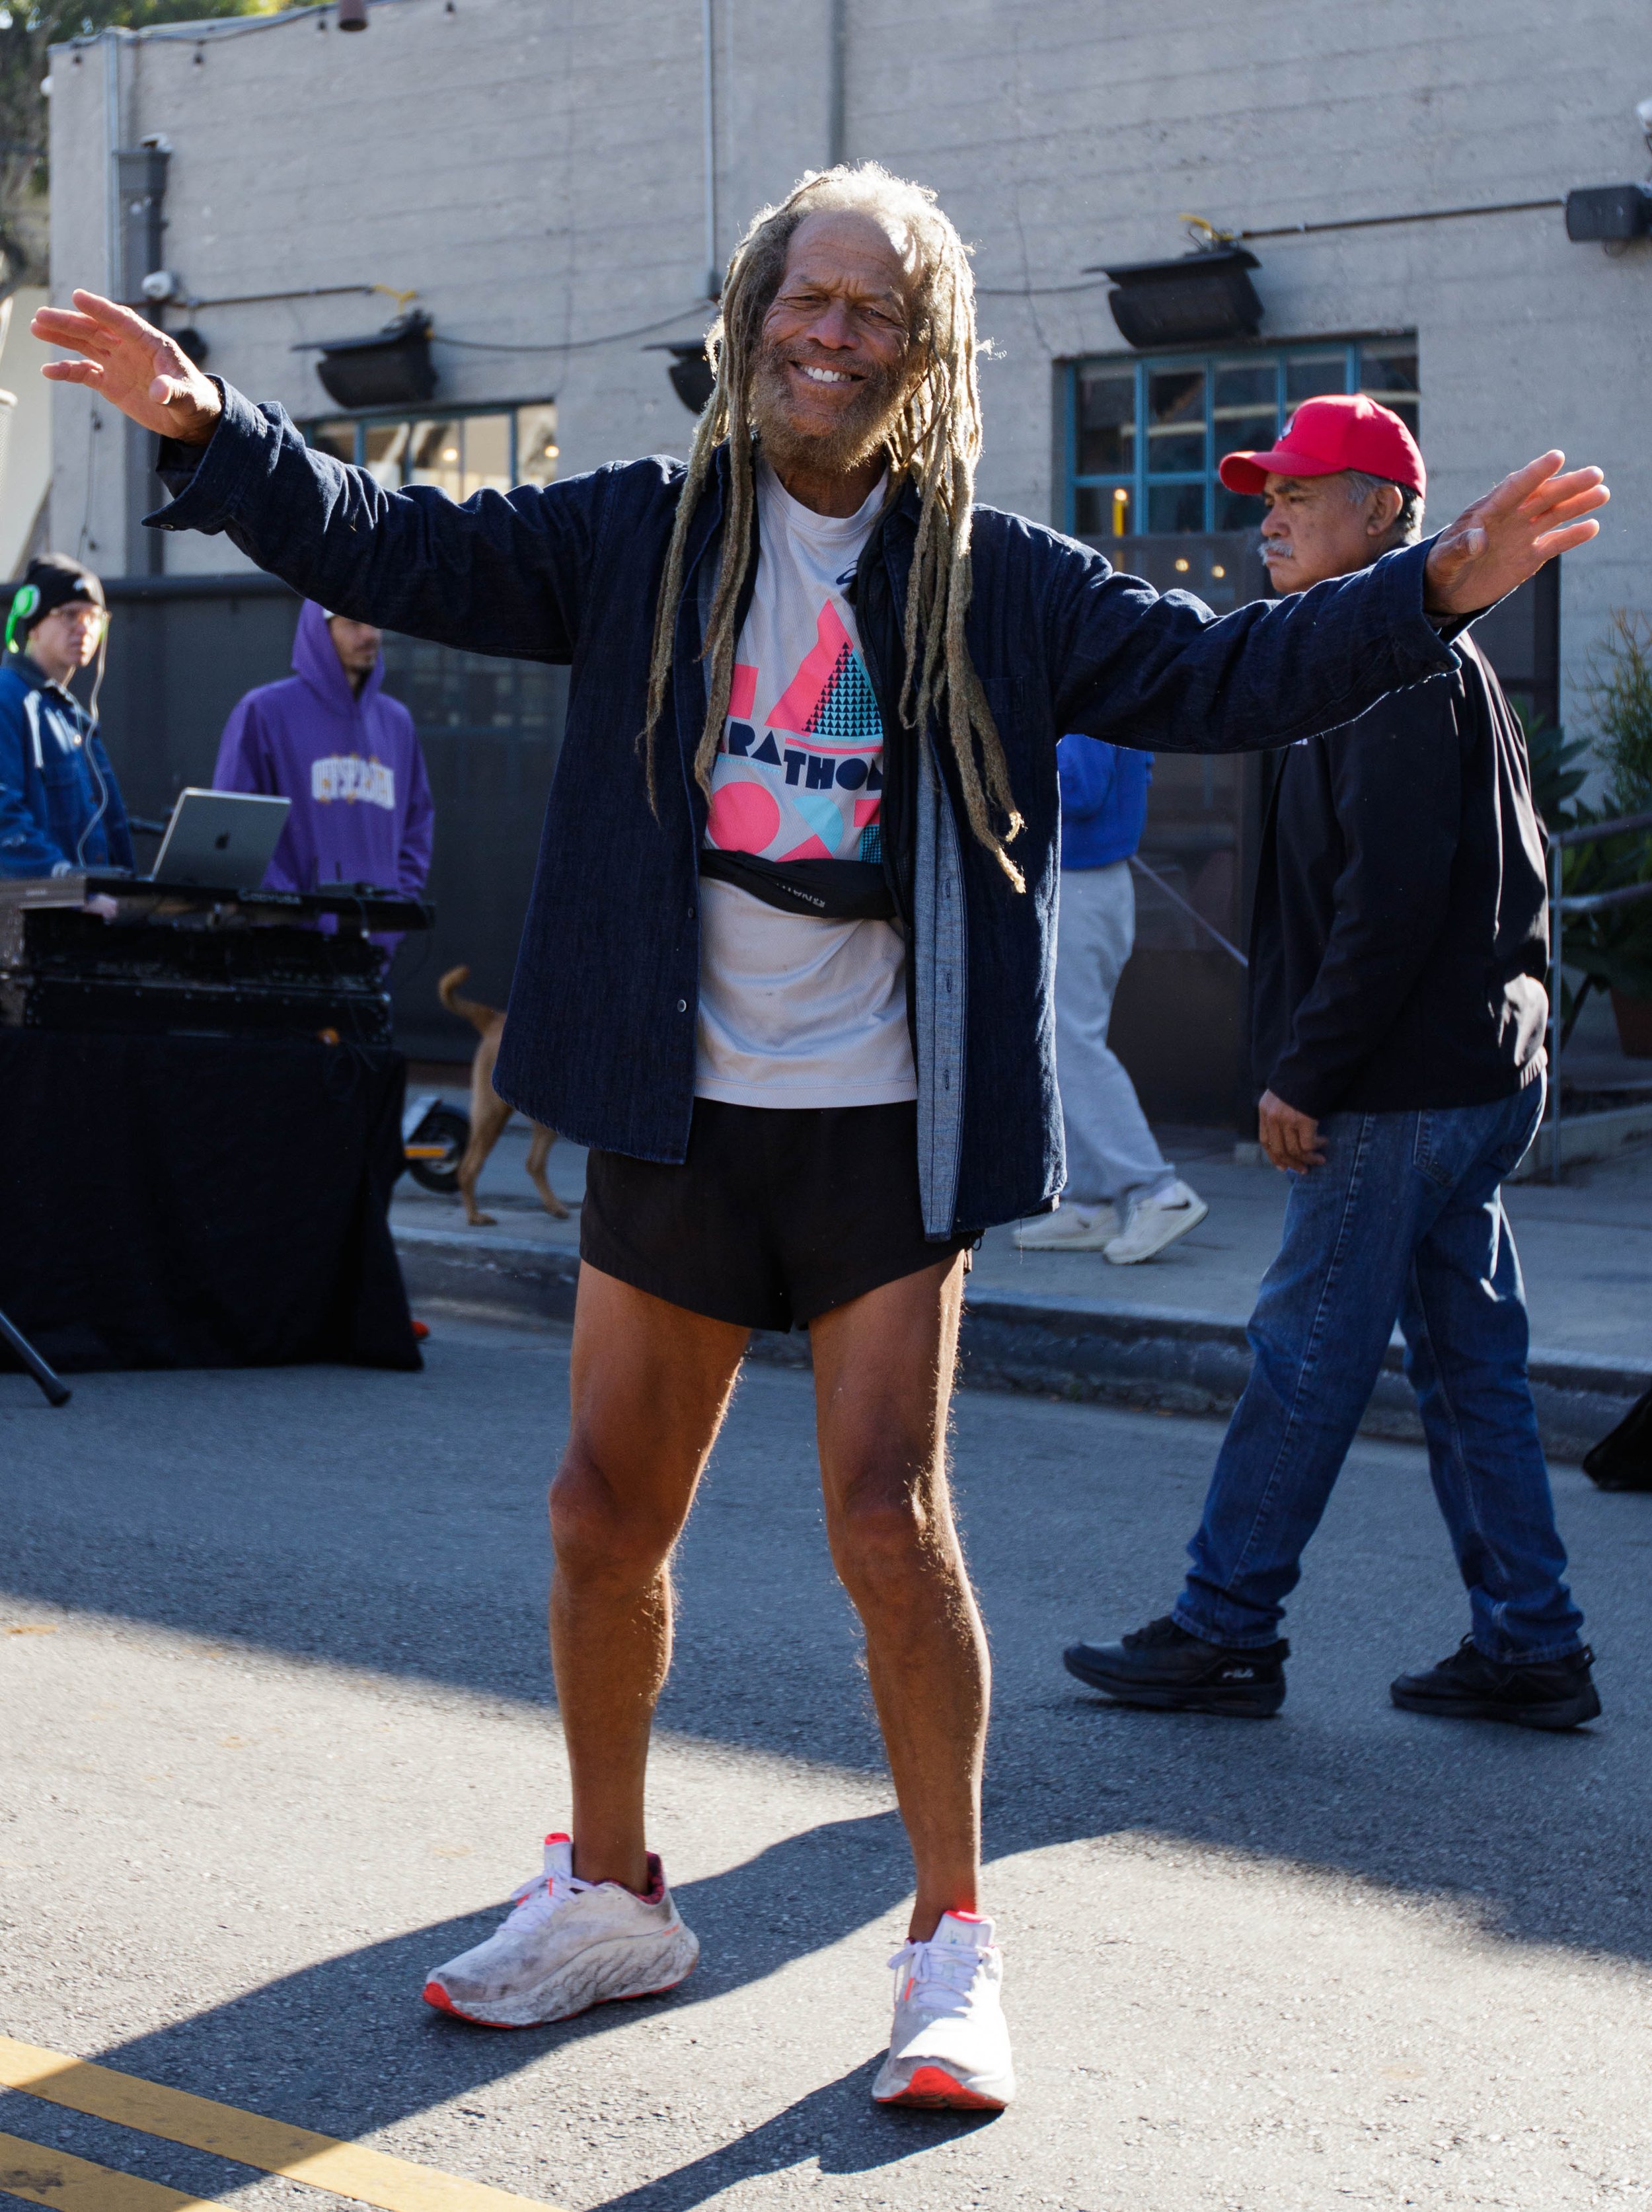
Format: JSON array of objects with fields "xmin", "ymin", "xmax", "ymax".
[
  {"xmin": 1390, "ymin": 1638, "xmax": 1600, "ymax": 1731},
  {"xmin": 1063, "ymin": 1614, "xmax": 1289, "ymax": 1718}
]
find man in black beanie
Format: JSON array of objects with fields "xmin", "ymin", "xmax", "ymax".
[{"xmin": 0, "ymin": 553, "xmax": 132, "ymax": 876}]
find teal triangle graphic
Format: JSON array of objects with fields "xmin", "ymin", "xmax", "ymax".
[
  {"xmin": 806, "ymin": 645, "xmax": 882, "ymax": 747},
  {"xmin": 794, "ymin": 791, "xmax": 841, "ymax": 846}
]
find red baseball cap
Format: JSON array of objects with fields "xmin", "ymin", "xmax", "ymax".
[{"xmin": 1218, "ymin": 392, "xmax": 1425, "ymax": 499}]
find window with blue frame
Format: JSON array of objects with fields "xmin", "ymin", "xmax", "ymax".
[
  {"xmin": 294, "ymin": 403, "xmax": 566, "ymax": 745},
  {"xmin": 301, "ymin": 401, "xmax": 560, "ymax": 499},
  {"xmin": 1065, "ymin": 338, "xmax": 1419, "ymax": 540}
]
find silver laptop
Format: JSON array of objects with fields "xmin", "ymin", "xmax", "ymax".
[{"xmin": 150, "ymin": 788, "xmax": 291, "ymax": 888}]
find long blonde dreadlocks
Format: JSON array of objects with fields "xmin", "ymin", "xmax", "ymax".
[{"xmin": 640, "ymin": 163, "xmax": 1026, "ymax": 888}]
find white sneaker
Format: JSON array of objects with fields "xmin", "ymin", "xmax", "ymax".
[
  {"xmin": 871, "ymin": 1911, "xmax": 1016, "ymax": 2110},
  {"xmin": 1012, "ymin": 1202, "xmax": 1119, "ymax": 1252},
  {"xmin": 424, "ymin": 1834, "xmax": 699, "ymax": 2027},
  {"xmin": 1103, "ymin": 1179, "xmax": 1209, "ymax": 1266}
]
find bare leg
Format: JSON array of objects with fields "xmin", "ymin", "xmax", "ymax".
[
  {"xmin": 524, "ymin": 1123, "xmax": 569, "ymax": 1219},
  {"xmin": 550, "ymin": 1264, "xmax": 748, "ymax": 1892},
  {"xmin": 810, "ymin": 1254, "xmax": 986, "ymax": 1941}
]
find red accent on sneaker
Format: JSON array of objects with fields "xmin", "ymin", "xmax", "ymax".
[
  {"xmin": 881, "ymin": 2063, "xmax": 1004, "ymax": 2111},
  {"xmin": 412, "ymin": 1320, "xmax": 430, "ymax": 1340},
  {"xmin": 944, "ymin": 1911, "xmax": 985, "ymax": 1924},
  {"xmin": 423, "ymin": 1979, "xmax": 531, "ymax": 2030},
  {"xmin": 540, "ymin": 1835, "xmax": 661, "ymax": 1902}
]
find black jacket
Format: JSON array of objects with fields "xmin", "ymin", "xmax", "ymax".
[
  {"xmin": 151, "ymin": 381, "xmax": 1460, "ymax": 1235},
  {"xmin": 1249, "ymin": 632, "xmax": 1548, "ymax": 1119}
]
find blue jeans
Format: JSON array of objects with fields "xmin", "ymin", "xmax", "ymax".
[{"xmin": 1174, "ymin": 1079, "xmax": 1585, "ymax": 1663}]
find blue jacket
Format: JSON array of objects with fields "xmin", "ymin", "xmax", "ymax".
[
  {"xmin": 151, "ymin": 381, "xmax": 1458, "ymax": 1237},
  {"xmin": 1058, "ymin": 736, "xmax": 1150, "ymax": 870},
  {"xmin": 0, "ymin": 654, "xmax": 133, "ymax": 878}
]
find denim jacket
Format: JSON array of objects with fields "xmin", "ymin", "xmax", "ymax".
[
  {"xmin": 0, "ymin": 654, "xmax": 133, "ymax": 878},
  {"xmin": 153, "ymin": 383, "xmax": 1456, "ymax": 1236}
]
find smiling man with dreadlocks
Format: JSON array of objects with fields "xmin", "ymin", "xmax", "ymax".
[{"xmin": 38, "ymin": 166, "xmax": 1604, "ymax": 2106}]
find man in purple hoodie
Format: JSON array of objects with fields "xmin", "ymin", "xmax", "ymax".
[{"xmin": 213, "ymin": 601, "xmax": 433, "ymax": 931}]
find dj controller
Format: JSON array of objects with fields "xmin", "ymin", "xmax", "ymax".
[{"xmin": 0, "ymin": 875, "xmax": 433, "ymax": 1047}]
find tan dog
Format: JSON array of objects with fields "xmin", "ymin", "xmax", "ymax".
[{"xmin": 437, "ymin": 966, "xmax": 568, "ymax": 1227}]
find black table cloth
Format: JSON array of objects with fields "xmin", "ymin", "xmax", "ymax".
[{"xmin": 0, "ymin": 1031, "xmax": 419, "ymax": 1372}]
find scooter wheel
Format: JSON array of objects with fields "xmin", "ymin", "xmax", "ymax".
[{"xmin": 405, "ymin": 1102, "xmax": 470, "ymax": 1194}]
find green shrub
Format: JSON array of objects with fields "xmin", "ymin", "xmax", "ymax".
[
  {"xmin": 1549, "ymin": 615, "xmax": 1652, "ymax": 1038},
  {"xmin": 1517, "ymin": 637, "xmax": 1652, "ymax": 1043},
  {"xmin": 1524, "ymin": 715, "xmax": 1587, "ymax": 835},
  {"xmin": 1584, "ymin": 609, "xmax": 1652, "ymax": 814}
]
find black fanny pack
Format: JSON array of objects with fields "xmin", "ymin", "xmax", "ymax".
[{"xmin": 697, "ymin": 847, "xmax": 895, "ymax": 922}]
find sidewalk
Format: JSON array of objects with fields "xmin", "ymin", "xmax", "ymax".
[{"xmin": 391, "ymin": 1104, "xmax": 1652, "ymax": 1463}]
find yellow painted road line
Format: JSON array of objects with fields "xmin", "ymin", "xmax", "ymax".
[
  {"xmin": 0, "ymin": 2128, "xmax": 213, "ymax": 2211},
  {"xmin": 0, "ymin": 2039, "xmax": 562, "ymax": 2212}
]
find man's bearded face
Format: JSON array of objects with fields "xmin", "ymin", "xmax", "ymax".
[
  {"xmin": 749, "ymin": 327, "xmax": 911, "ymax": 478},
  {"xmin": 750, "ymin": 209, "xmax": 919, "ymax": 481}
]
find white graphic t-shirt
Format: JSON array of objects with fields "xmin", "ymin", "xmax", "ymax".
[{"xmin": 695, "ymin": 463, "xmax": 917, "ymax": 1107}]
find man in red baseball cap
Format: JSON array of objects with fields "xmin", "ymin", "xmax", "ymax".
[
  {"xmin": 1219, "ymin": 393, "xmax": 1428, "ymax": 598},
  {"xmin": 1219, "ymin": 389, "xmax": 1426, "ymax": 500},
  {"xmin": 1066, "ymin": 393, "xmax": 1598, "ymax": 1734}
]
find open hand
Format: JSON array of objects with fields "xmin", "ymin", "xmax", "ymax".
[
  {"xmin": 1424, "ymin": 452, "xmax": 1608, "ymax": 614},
  {"xmin": 30, "ymin": 289, "xmax": 221, "ymax": 445},
  {"xmin": 1258, "ymin": 1089, "xmax": 1325, "ymax": 1174}
]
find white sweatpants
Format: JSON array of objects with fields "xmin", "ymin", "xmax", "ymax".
[{"xmin": 1053, "ymin": 861, "xmax": 1174, "ymax": 1208}]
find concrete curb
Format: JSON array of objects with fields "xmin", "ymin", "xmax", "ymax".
[
  {"xmin": 1509, "ymin": 1100, "xmax": 1652, "ymax": 1182},
  {"xmin": 393, "ymin": 1225, "xmax": 1646, "ymax": 1465}
]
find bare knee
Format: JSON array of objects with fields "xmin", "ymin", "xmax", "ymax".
[
  {"xmin": 549, "ymin": 1443, "xmax": 678, "ymax": 1595},
  {"xmin": 827, "ymin": 1461, "xmax": 952, "ymax": 1609}
]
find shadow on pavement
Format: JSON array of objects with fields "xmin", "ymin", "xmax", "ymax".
[
  {"xmin": 0, "ymin": 1813, "xmax": 992, "ymax": 2207},
  {"xmin": 583, "ymin": 2062, "xmax": 1000, "ymax": 2211},
  {"xmin": 3, "ymin": 1334, "xmax": 1650, "ymax": 2027}
]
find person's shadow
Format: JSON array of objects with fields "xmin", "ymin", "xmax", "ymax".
[{"xmin": 5, "ymin": 1347, "xmax": 1649, "ymax": 2205}]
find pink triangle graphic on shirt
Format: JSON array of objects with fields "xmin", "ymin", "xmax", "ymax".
[
  {"xmin": 778, "ymin": 833, "xmax": 835, "ymax": 862},
  {"xmin": 767, "ymin": 601, "xmax": 855, "ymax": 736}
]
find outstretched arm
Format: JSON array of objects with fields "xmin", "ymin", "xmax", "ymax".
[
  {"xmin": 32, "ymin": 292, "xmax": 604, "ymax": 661},
  {"xmin": 1049, "ymin": 454, "xmax": 1607, "ymax": 755}
]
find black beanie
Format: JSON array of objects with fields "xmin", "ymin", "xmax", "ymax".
[{"xmin": 6, "ymin": 553, "xmax": 106, "ymax": 652}]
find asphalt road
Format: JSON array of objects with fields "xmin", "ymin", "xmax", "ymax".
[{"xmin": 3, "ymin": 1315, "xmax": 1650, "ymax": 2211}]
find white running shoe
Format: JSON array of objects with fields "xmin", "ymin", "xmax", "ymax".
[
  {"xmin": 871, "ymin": 1911, "xmax": 1016, "ymax": 2110},
  {"xmin": 1103, "ymin": 1178, "xmax": 1209, "ymax": 1266},
  {"xmin": 424, "ymin": 1834, "xmax": 699, "ymax": 2028},
  {"xmin": 1012, "ymin": 1202, "xmax": 1119, "ymax": 1252}
]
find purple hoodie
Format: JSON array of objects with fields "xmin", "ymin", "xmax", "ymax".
[{"xmin": 213, "ymin": 601, "xmax": 433, "ymax": 920}]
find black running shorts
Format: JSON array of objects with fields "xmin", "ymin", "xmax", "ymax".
[{"xmin": 580, "ymin": 1098, "xmax": 971, "ymax": 1333}]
